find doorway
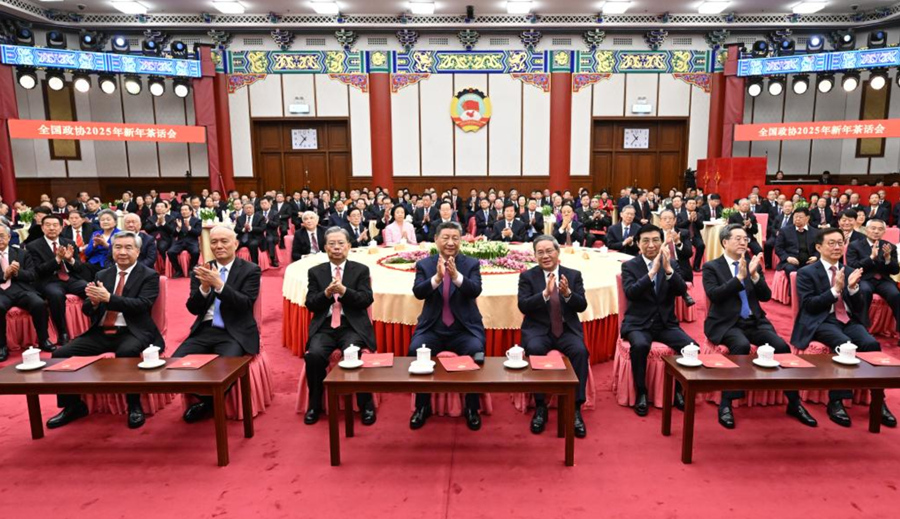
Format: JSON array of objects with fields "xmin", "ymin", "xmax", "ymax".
[
  {"xmin": 252, "ymin": 119, "xmax": 351, "ymax": 193},
  {"xmin": 591, "ymin": 118, "xmax": 689, "ymax": 193}
]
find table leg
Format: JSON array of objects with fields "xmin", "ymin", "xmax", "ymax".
[
  {"xmin": 26, "ymin": 395, "xmax": 43, "ymax": 440},
  {"xmin": 240, "ymin": 371, "xmax": 254, "ymax": 439},
  {"xmin": 344, "ymin": 394, "xmax": 354, "ymax": 438},
  {"xmin": 662, "ymin": 368, "xmax": 673, "ymax": 437},
  {"xmin": 557, "ymin": 393, "xmax": 565, "ymax": 438},
  {"xmin": 564, "ymin": 389, "xmax": 575, "ymax": 467},
  {"xmin": 213, "ymin": 387, "xmax": 229, "ymax": 467},
  {"xmin": 328, "ymin": 389, "xmax": 341, "ymax": 466},
  {"xmin": 681, "ymin": 387, "xmax": 696, "ymax": 464},
  {"xmin": 869, "ymin": 388, "xmax": 885, "ymax": 434}
]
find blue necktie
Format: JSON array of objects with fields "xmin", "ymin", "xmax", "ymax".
[
  {"xmin": 733, "ymin": 261, "xmax": 751, "ymax": 319},
  {"xmin": 623, "ymin": 225, "xmax": 629, "ymax": 240},
  {"xmin": 212, "ymin": 266, "xmax": 227, "ymax": 328}
]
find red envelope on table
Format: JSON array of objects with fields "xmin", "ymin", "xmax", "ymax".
[
  {"xmin": 530, "ymin": 355, "xmax": 566, "ymax": 370},
  {"xmin": 438, "ymin": 356, "xmax": 479, "ymax": 372},
  {"xmin": 362, "ymin": 353, "xmax": 394, "ymax": 368},
  {"xmin": 167, "ymin": 354, "xmax": 219, "ymax": 369},
  {"xmin": 698, "ymin": 354, "xmax": 739, "ymax": 369},
  {"xmin": 773, "ymin": 354, "xmax": 815, "ymax": 368},
  {"xmin": 858, "ymin": 352, "xmax": 900, "ymax": 367},
  {"xmin": 45, "ymin": 355, "xmax": 103, "ymax": 372}
]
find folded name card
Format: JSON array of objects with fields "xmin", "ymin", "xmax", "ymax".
[
  {"xmin": 857, "ymin": 352, "xmax": 900, "ymax": 367},
  {"xmin": 362, "ymin": 353, "xmax": 394, "ymax": 368},
  {"xmin": 698, "ymin": 354, "xmax": 739, "ymax": 369},
  {"xmin": 45, "ymin": 355, "xmax": 103, "ymax": 372},
  {"xmin": 773, "ymin": 354, "xmax": 815, "ymax": 368},
  {"xmin": 167, "ymin": 354, "xmax": 219, "ymax": 369},
  {"xmin": 530, "ymin": 355, "xmax": 566, "ymax": 370},
  {"xmin": 438, "ymin": 356, "xmax": 479, "ymax": 372}
]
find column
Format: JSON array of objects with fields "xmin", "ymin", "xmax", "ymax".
[
  {"xmin": 548, "ymin": 72, "xmax": 572, "ymax": 193},
  {"xmin": 368, "ymin": 72, "xmax": 394, "ymax": 193}
]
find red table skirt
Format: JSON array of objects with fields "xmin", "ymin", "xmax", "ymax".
[{"xmin": 282, "ymin": 299, "xmax": 618, "ymax": 365}]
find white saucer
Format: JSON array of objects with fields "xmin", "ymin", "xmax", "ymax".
[
  {"xmin": 338, "ymin": 359, "xmax": 364, "ymax": 369},
  {"xmin": 138, "ymin": 359, "xmax": 166, "ymax": 369},
  {"xmin": 833, "ymin": 355, "xmax": 861, "ymax": 366},
  {"xmin": 676, "ymin": 357, "xmax": 703, "ymax": 367},
  {"xmin": 16, "ymin": 361, "xmax": 46, "ymax": 371},
  {"xmin": 408, "ymin": 360, "xmax": 435, "ymax": 375},
  {"xmin": 752, "ymin": 358, "xmax": 781, "ymax": 368},
  {"xmin": 503, "ymin": 359, "xmax": 529, "ymax": 369}
]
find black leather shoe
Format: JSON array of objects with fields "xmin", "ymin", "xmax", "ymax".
[
  {"xmin": 530, "ymin": 405, "xmax": 548, "ymax": 434},
  {"xmin": 46, "ymin": 401, "xmax": 88, "ymax": 429},
  {"xmin": 272, "ymin": 260, "xmax": 281, "ymax": 268},
  {"xmin": 128, "ymin": 405, "xmax": 145, "ymax": 429},
  {"xmin": 361, "ymin": 402, "xmax": 377, "ymax": 426},
  {"xmin": 787, "ymin": 402, "xmax": 818, "ymax": 427},
  {"xmin": 39, "ymin": 340, "xmax": 56, "ymax": 353},
  {"xmin": 183, "ymin": 401, "xmax": 213, "ymax": 424},
  {"xmin": 683, "ymin": 294, "xmax": 696, "ymax": 307},
  {"xmin": 882, "ymin": 403, "xmax": 897, "ymax": 428},
  {"xmin": 634, "ymin": 393, "xmax": 649, "ymax": 417},
  {"xmin": 57, "ymin": 333, "xmax": 69, "ymax": 347},
  {"xmin": 674, "ymin": 390, "xmax": 685, "ymax": 411},
  {"xmin": 465, "ymin": 408, "xmax": 481, "ymax": 431},
  {"xmin": 574, "ymin": 409, "xmax": 587, "ymax": 438},
  {"xmin": 718, "ymin": 406, "xmax": 735, "ymax": 429},
  {"xmin": 304, "ymin": 408, "xmax": 321, "ymax": 425},
  {"xmin": 410, "ymin": 405, "xmax": 431, "ymax": 430},
  {"xmin": 827, "ymin": 400, "xmax": 851, "ymax": 427},
  {"xmin": 0, "ymin": 346, "xmax": 8, "ymax": 362}
]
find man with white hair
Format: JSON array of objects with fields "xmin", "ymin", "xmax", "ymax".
[
  {"xmin": 121, "ymin": 213, "xmax": 156, "ymax": 269},
  {"xmin": 292, "ymin": 211, "xmax": 326, "ymax": 261}
]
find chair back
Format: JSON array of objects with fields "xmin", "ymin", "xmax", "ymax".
[
  {"xmin": 883, "ymin": 226, "xmax": 900, "ymax": 244},
  {"xmin": 756, "ymin": 212, "xmax": 768, "ymax": 242},
  {"xmin": 467, "ymin": 216, "xmax": 476, "ymax": 236},
  {"xmin": 790, "ymin": 271, "xmax": 799, "ymax": 319},
  {"xmin": 152, "ymin": 276, "xmax": 167, "ymax": 339}
]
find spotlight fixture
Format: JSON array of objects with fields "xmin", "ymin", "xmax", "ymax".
[
  {"xmin": 15, "ymin": 26, "xmax": 34, "ymax": 46},
  {"xmin": 99, "ymin": 74, "xmax": 118, "ymax": 94},
  {"xmin": 817, "ymin": 73, "xmax": 834, "ymax": 93},
  {"xmin": 142, "ymin": 39, "xmax": 161, "ymax": 56},
  {"xmin": 869, "ymin": 69, "xmax": 888, "ymax": 90},
  {"xmin": 792, "ymin": 74, "xmax": 809, "ymax": 95},
  {"xmin": 806, "ymin": 35, "xmax": 825, "ymax": 53},
  {"xmin": 768, "ymin": 76, "xmax": 785, "ymax": 96},
  {"xmin": 148, "ymin": 77, "xmax": 165, "ymax": 97},
  {"xmin": 173, "ymin": 79, "xmax": 190, "ymax": 98},
  {"xmin": 16, "ymin": 67, "xmax": 37, "ymax": 90},
  {"xmin": 776, "ymin": 38, "xmax": 795, "ymax": 56},
  {"xmin": 111, "ymin": 36, "xmax": 130, "ymax": 53},
  {"xmin": 841, "ymin": 71, "xmax": 860, "ymax": 92},
  {"xmin": 79, "ymin": 31, "xmax": 102, "ymax": 51},
  {"xmin": 834, "ymin": 30, "xmax": 855, "ymax": 51},
  {"xmin": 73, "ymin": 73, "xmax": 92, "ymax": 93},
  {"xmin": 46, "ymin": 31, "xmax": 66, "ymax": 49},
  {"xmin": 868, "ymin": 30, "xmax": 888, "ymax": 49},
  {"xmin": 747, "ymin": 78, "xmax": 763, "ymax": 97},
  {"xmin": 46, "ymin": 70, "xmax": 66, "ymax": 91},
  {"xmin": 124, "ymin": 75, "xmax": 142, "ymax": 95},
  {"xmin": 170, "ymin": 40, "xmax": 188, "ymax": 59},
  {"xmin": 751, "ymin": 40, "xmax": 769, "ymax": 58}
]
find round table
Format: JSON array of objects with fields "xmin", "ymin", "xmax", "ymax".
[{"xmin": 282, "ymin": 244, "xmax": 630, "ymax": 364}]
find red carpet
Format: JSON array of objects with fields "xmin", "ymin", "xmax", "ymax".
[{"xmin": 1, "ymin": 269, "xmax": 899, "ymax": 518}]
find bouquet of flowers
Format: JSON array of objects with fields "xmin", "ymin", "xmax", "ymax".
[
  {"xmin": 383, "ymin": 250, "xmax": 429, "ymax": 265},
  {"xmin": 200, "ymin": 208, "xmax": 218, "ymax": 222},
  {"xmin": 721, "ymin": 208, "xmax": 737, "ymax": 220},
  {"xmin": 17, "ymin": 207, "xmax": 34, "ymax": 225},
  {"xmin": 226, "ymin": 198, "xmax": 235, "ymax": 212},
  {"xmin": 541, "ymin": 205, "xmax": 553, "ymax": 217},
  {"xmin": 793, "ymin": 200, "xmax": 809, "ymax": 210}
]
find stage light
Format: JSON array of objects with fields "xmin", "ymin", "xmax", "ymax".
[
  {"xmin": 170, "ymin": 40, "xmax": 188, "ymax": 59},
  {"xmin": 111, "ymin": 36, "xmax": 130, "ymax": 53},
  {"xmin": 747, "ymin": 78, "xmax": 763, "ymax": 97},
  {"xmin": 842, "ymin": 72, "xmax": 860, "ymax": 92},
  {"xmin": 142, "ymin": 39, "xmax": 161, "ymax": 56},
  {"xmin": 869, "ymin": 69, "xmax": 888, "ymax": 90},
  {"xmin": 148, "ymin": 77, "xmax": 165, "ymax": 97},
  {"xmin": 768, "ymin": 76, "xmax": 785, "ymax": 96},
  {"xmin": 751, "ymin": 40, "xmax": 769, "ymax": 58},
  {"xmin": 99, "ymin": 74, "xmax": 117, "ymax": 94},
  {"xmin": 79, "ymin": 31, "xmax": 102, "ymax": 51},
  {"xmin": 46, "ymin": 31, "xmax": 66, "ymax": 49},
  {"xmin": 868, "ymin": 30, "xmax": 888, "ymax": 49},
  {"xmin": 16, "ymin": 67, "xmax": 37, "ymax": 90},
  {"xmin": 792, "ymin": 74, "xmax": 809, "ymax": 95},
  {"xmin": 173, "ymin": 79, "xmax": 190, "ymax": 98},
  {"xmin": 806, "ymin": 35, "xmax": 824, "ymax": 53},
  {"xmin": 46, "ymin": 70, "xmax": 66, "ymax": 91},
  {"xmin": 817, "ymin": 73, "xmax": 834, "ymax": 93},
  {"xmin": 15, "ymin": 27, "xmax": 34, "ymax": 46},
  {"xmin": 776, "ymin": 38, "xmax": 795, "ymax": 56},
  {"xmin": 73, "ymin": 73, "xmax": 91, "ymax": 93},
  {"xmin": 124, "ymin": 75, "xmax": 142, "ymax": 95},
  {"xmin": 835, "ymin": 31, "xmax": 855, "ymax": 51}
]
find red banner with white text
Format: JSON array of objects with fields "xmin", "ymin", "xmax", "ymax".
[
  {"xmin": 6, "ymin": 119, "xmax": 206, "ymax": 143},
  {"xmin": 734, "ymin": 119, "xmax": 900, "ymax": 142}
]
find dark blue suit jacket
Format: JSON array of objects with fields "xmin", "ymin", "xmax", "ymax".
[
  {"xmin": 790, "ymin": 261, "xmax": 866, "ymax": 349},
  {"xmin": 620, "ymin": 255, "xmax": 687, "ymax": 336},
  {"xmin": 518, "ymin": 265, "xmax": 586, "ymax": 341},
  {"xmin": 412, "ymin": 253, "xmax": 485, "ymax": 343}
]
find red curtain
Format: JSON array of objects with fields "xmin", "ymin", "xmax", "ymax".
[
  {"xmin": 0, "ymin": 65, "xmax": 20, "ymax": 201},
  {"xmin": 283, "ymin": 299, "xmax": 618, "ymax": 365}
]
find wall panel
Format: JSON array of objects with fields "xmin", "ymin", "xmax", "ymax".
[
  {"xmin": 592, "ymin": 74, "xmax": 625, "ymax": 117},
  {"xmin": 488, "ymin": 74, "xmax": 523, "ymax": 176},
  {"xmin": 839, "ymin": 86, "xmax": 868, "ymax": 175},
  {"xmin": 390, "ymin": 81, "xmax": 420, "ymax": 176},
  {"xmin": 228, "ymin": 87, "xmax": 254, "ymax": 177},
  {"xmin": 11, "ymin": 83, "xmax": 37, "ymax": 178},
  {"xmin": 249, "ymin": 74, "xmax": 284, "ymax": 117},
  {"xmin": 623, "ymin": 73, "xmax": 659, "ymax": 117},
  {"xmin": 521, "ymin": 77, "xmax": 549, "ymax": 176},
  {"xmin": 779, "ymin": 85, "xmax": 816, "ymax": 175},
  {"xmin": 348, "ymin": 86, "xmax": 372, "ymax": 177},
  {"xmin": 26, "ymin": 82, "xmax": 66, "ymax": 178},
  {"xmin": 315, "ymin": 74, "xmax": 350, "ymax": 117},
  {"xmin": 809, "ymin": 86, "xmax": 847, "ymax": 176},
  {"xmin": 870, "ymin": 72, "xmax": 900, "ymax": 174},
  {"xmin": 570, "ymin": 80, "xmax": 592, "ymax": 176},
  {"xmin": 687, "ymin": 87, "xmax": 710, "ymax": 170},
  {"xmin": 154, "ymin": 84, "xmax": 191, "ymax": 178},
  {"xmin": 657, "ymin": 74, "xmax": 691, "ymax": 117},
  {"xmin": 87, "ymin": 80, "xmax": 129, "ymax": 177},
  {"xmin": 65, "ymin": 89, "xmax": 99, "ymax": 177},
  {"xmin": 454, "ymin": 74, "xmax": 489, "ymax": 176},
  {"xmin": 280, "ymin": 75, "xmax": 314, "ymax": 117},
  {"xmin": 419, "ymin": 74, "xmax": 455, "ymax": 177},
  {"xmin": 747, "ymin": 91, "xmax": 783, "ymax": 174},
  {"xmin": 121, "ymin": 87, "xmax": 158, "ymax": 177}
]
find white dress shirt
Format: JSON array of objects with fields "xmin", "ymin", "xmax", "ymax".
[
  {"xmin": 820, "ymin": 257, "xmax": 858, "ymax": 315},
  {"xmin": 201, "ymin": 258, "xmax": 235, "ymax": 322},
  {"xmin": 105, "ymin": 262, "xmax": 136, "ymax": 327},
  {"xmin": 326, "ymin": 260, "xmax": 347, "ymax": 317}
]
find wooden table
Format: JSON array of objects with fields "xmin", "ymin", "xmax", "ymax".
[
  {"xmin": 324, "ymin": 357, "xmax": 579, "ymax": 467},
  {"xmin": 662, "ymin": 355, "xmax": 900, "ymax": 464},
  {"xmin": 0, "ymin": 357, "xmax": 254, "ymax": 467}
]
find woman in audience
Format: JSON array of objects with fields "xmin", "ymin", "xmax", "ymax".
[
  {"xmin": 855, "ymin": 208, "xmax": 867, "ymax": 232},
  {"xmin": 134, "ymin": 195, "xmax": 151, "ymax": 222},
  {"xmin": 84, "ymin": 209, "xmax": 120, "ymax": 273},
  {"xmin": 598, "ymin": 191, "xmax": 614, "ymax": 213},
  {"xmin": 833, "ymin": 193, "xmax": 849, "ymax": 215},
  {"xmin": 382, "ymin": 205, "xmax": 416, "ymax": 246}
]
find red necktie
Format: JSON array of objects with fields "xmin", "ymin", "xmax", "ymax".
[
  {"xmin": 52, "ymin": 242, "xmax": 69, "ymax": 281},
  {"xmin": 830, "ymin": 265, "xmax": 849, "ymax": 324},
  {"xmin": 102, "ymin": 271, "xmax": 127, "ymax": 332},
  {"xmin": 548, "ymin": 274, "xmax": 563, "ymax": 337},
  {"xmin": 330, "ymin": 266, "xmax": 342, "ymax": 329}
]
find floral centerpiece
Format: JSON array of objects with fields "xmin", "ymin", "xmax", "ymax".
[
  {"xmin": 199, "ymin": 208, "xmax": 218, "ymax": 222},
  {"xmin": 100, "ymin": 202, "xmax": 111, "ymax": 210},
  {"xmin": 381, "ymin": 241, "xmax": 537, "ymax": 275},
  {"xmin": 793, "ymin": 200, "xmax": 809, "ymax": 211},
  {"xmin": 17, "ymin": 207, "xmax": 34, "ymax": 225},
  {"xmin": 541, "ymin": 205, "xmax": 553, "ymax": 217},
  {"xmin": 721, "ymin": 207, "xmax": 736, "ymax": 220}
]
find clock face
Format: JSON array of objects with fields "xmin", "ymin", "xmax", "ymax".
[
  {"xmin": 292, "ymin": 129, "xmax": 318, "ymax": 150},
  {"xmin": 623, "ymin": 128, "xmax": 650, "ymax": 149}
]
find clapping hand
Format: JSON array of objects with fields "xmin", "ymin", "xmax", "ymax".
[
  {"xmin": 736, "ymin": 255, "xmax": 748, "ymax": 281},
  {"xmin": 4, "ymin": 261, "xmax": 19, "ymax": 280},
  {"xmin": 63, "ymin": 245, "xmax": 75, "ymax": 262},
  {"xmin": 92, "ymin": 235, "xmax": 106, "ymax": 247},
  {"xmin": 85, "ymin": 281, "xmax": 111, "ymax": 304},
  {"xmin": 55, "ymin": 244, "xmax": 67, "ymax": 262},
  {"xmin": 176, "ymin": 219, "xmax": 183, "ymax": 231},
  {"xmin": 748, "ymin": 253, "xmax": 763, "ymax": 277},
  {"xmin": 832, "ymin": 268, "xmax": 845, "ymax": 293},
  {"xmin": 194, "ymin": 264, "xmax": 224, "ymax": 292},
  {"xmin": 446, "ymin": 255, "xmax": 458, "ymax": 281},
  {"xmin": 559, "ymin": 274, "xmax": 571, "ymax": 298},
  {"xmin": 847, "ymin": 268, "xmax": 863, "ymax": 290},
  {"xmin": 543, "ymin": 272, "xmax": 556, "ymax": 299},
  {"xmin": 660, "ymin": 247, "xmax": 673, "ymax": 275},
  {"xmin": 648, "ymin": 253, "xmax": 661, "ymax": 279},
  {"xmin": 883, "ymin": 243, "xmax": 892, "ymax": 262},
  {"xmin": 871, "ymin": 241, "xmax": 880, "ymax": 260},
  {"xmin": 435, "ymin": 256, "xmax": 446, "ymax": 284}
]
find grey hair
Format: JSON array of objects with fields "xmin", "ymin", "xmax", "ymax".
[
  {"xmin": 112, "ymin": 230, "xmax": 142, "ymax": 249},
  {"xmin": 659, "ymin": 208, "xmax": 676, "ymax": 219},
  {"xmin": 324, "ymin": 226, "xmax": 351, "ymax": 242},
  {"xmin": 0, "ymin": 223, "xmax": 10, "ymax": 237},
  {"xmin": 532, "ymin": 234, "xmax": 560, "ymax": 253},
  {"xmin": 718, "ymin": 223, "xmax": 745, "ymax": 246},
  {"xmin": 301, "ymin": 211, "xmax": 319, "ymax": 222},
  {"xmin": 97, "ymin": 209, "xmax": 118, "ymax": 222},
  {"xmin": 866, "ymin": 218, "xmax": 886, "ymax": 228},
  {"xmin": 620, "ymin": 205, "xmax": 635, "ymax": 214},
  {"xmin": 209, "ymin": 225, "xmax": 237, "ymax": 239},
  {"xmin": 434, "ymin": 220, "xmax": 463, "ymax": 236}
]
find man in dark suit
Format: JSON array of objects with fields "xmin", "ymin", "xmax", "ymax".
[
  {"xmin": 810, "ymin": 198, "xmax": 834, "ymax": 229},
  {"xmin": 616, "ymin": 188, "xmax": 633, "ymax": 213},
  {"xmin": 518, "ymin": 235, "xmax": 589, "ymax": 438},
  {"xmin": 330, "ymin": 200, "xmax": 349, "ymax": 229},
  {"xmin": 677, "ymin": 198, "xmax": 705, "ymax": 271},
  {"xmin": 0, "ymin": 225, "xmax": 52, "ymax": 361},
  {"xmin": 837, "ymin": 209, "xmax": 867, "ymax": 252},
  {"xmin": 408, "ymin": 221, "xmax": 485, "ymax": 431},
  {"xmin": 791, "ymin": 227, "xmax": 896, "ymax": 428},
  {"xmin": 46, "ymin": 231, "xmax": 164, "ymax": 430},
  {"xmin": 234, "ymin": 202, "xmax": 265, "ymax": 266},
  {"xmin": 490, "ymin": 203, "xmax": 527, "ymax": 242},
  {"xmin": 28, "ymin": 214, "xmax": 89, "ymax": 348},
  {"xmin": 727, "ymin": 199, "xmax": 763, "ymax": 255},
  {"xmin": 606, "ymin": 205, "xmax": 641, "ymax": 255},
  {"xmin": 775, "ymin": 207, "xmax": 818, "ymax": 290},
  {"xmin": 631, "ymin": 191, "xmax": 653, "ymax": 226},
  {"xmin": 303, "ymin": 227, "xmax": 377, "ymax": 426},
  {"xmin": 173, "ymin": 225, "xmax": 262, "ymax": 423},
  {"xmin": 143, "ymin": 201, "xmax": 173, "ymax": 257},
  {"xmin": 846, "ymin": 218, "xmax": 900, "ymax": 339},
  {"xmin": 865, "ymin": 193, "xmax": 889, "ymax": 222},
  {"xmin": 552, "ymin": 204, "xmax": 585, "ymax": 247},
  {"xmin": 121, "ymin": 213, "xmax": 156, "ymax": 270},
  {"xmin": 116, "ymin": 191, "xmax": 138, "ymax": 214},
  {"xmin": 258, "ymin": 198, "xmax": 281, "ymax": 267},
  {"xmin": 343, "ymin": 207, "xmax": 374, "ymax": 248},
  {"xmin": 517, "ymin": 199, "xmax": 544, "ymax": 242},
  {"xmin": 292, "ymin": 211, "xmax": 327, "ymax": 261},
  {"xmin": 621, "ymin": 224, "xmax": 696, "ymax": 416},
  {"xmin": 166, "ymin": 204, "xmax": 201, "ymax": 278},
  {"xmin": 273, "ymin": 192, "xmax": 291, "ymax": 248},
  {"xmin": 473, "ymin": 198, "xmax": 494, "ymax": 237},
  {"xmin": 703, "ymin": 224, "xmax": 816, "ymax": 429},
  {"xmin": 426, "ymin": 201, "xmax": 458, "ymax": 242},
  {"xmin": 659, "ymin": 209, "xmax": 694, "ymax": 283},
  {"xmin": 63, "ymin": 210, "xmax": 94, "ymax": 260},
  {"xmin": 698, "ymin": 193, "xmax": 723, "ymax": 222},
  {"xmin": 413, "ymin": 196, "xmax": 440, "ymax": 243},
  {"xmin": 765, "ymin": 200, "xmax": 794, "ymax": 269}
]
